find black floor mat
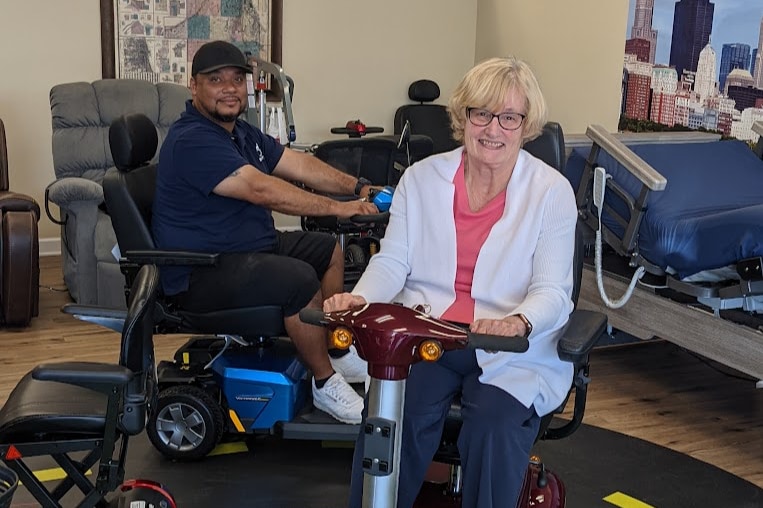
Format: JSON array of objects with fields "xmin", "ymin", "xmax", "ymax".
[{"xmin": 9, "ymin": 423, "xmax": 762, "ymax": 508}]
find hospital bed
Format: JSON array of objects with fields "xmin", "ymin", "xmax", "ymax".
[{"xmin": 565, "ymin": 123, "xmax": 763, "ymax": 381}]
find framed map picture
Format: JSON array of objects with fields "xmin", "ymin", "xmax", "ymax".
[{"xmin": 100, "ymin": 0, "xmax": 282, "ymax": 86}]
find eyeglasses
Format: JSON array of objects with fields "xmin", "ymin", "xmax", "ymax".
[{"xmin": 466, "ymin": 107, "xmax": 526, "ymax": 131}]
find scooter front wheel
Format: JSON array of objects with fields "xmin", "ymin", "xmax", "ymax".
[{"xmin": 147, "ymin": 385, "xmax": 224, "ymax": 460}]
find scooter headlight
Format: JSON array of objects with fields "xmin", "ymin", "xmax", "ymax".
[
  {"xmin": 330, "ymin": 327, "xmax": 353, "ymax": 349},
  {"xmin": 419, "ymin": 339, "xmax": 443, "ymax": 362}
]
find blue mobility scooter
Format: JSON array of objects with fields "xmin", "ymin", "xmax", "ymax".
[{"xmin": 82, "ymin": 112, "xmax": 377, "ymax": 461}]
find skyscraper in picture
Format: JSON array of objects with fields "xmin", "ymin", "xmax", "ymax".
[
  {"xmin": 669, "ymin": 0, "xmax": 715, "ymax": 78},
  {"xmin": 719, "ymin": 43, "xmax": 751, "ymax": 92},
  {"xmin": 630, "ymin": 0, "xmax": 658, "ymax": 63},
  {"xmin": 754, "ymin": 16, "xmax": 763, "ymax": 89},
  {"xmin": 695, "ymin": 43, "xmax": 717, "ymax": 104}
]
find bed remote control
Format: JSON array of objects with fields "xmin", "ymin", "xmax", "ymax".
[{"xmin": 593, "ymin": 166, "xmax": 608, "ymax": 210}]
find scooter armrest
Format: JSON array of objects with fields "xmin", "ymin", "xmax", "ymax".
[{"xmin": 557, "ymin": 309, "xmax": 607, "ymax": 363}]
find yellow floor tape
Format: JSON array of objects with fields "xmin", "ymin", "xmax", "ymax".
[
  {"xmin": 24, "ymin": 467, "xmax": 93, "ymax": 484},
  {"xmin": 206, "ymin": 441, "xmax": 249, "ymax": 457},
  {"xmin": 30, "ymin": 442, "xmax": 248, "ymax": 483},
  {"xmin": 604, "ymin": 491, "xmax": 656, "ymax": 508}
]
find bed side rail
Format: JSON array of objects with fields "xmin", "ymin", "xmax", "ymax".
[
  {"xmin": 586, "ymin": 125, "xmax": 667, "ymax": 191},
  {"xmin": 577, "ymin": 125, "xmax": 667, "ymax": 270}
]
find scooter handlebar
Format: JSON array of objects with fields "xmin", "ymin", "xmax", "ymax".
[
  {"xmin": 300, "ymin": 307, "xmax": 530, "ymax": 353},
  {"xmin": 349, "ymin": 211, "xmax": 390, "ymax": 224},
  {"xmin": 466, "ymin": 332, "xmax": 529, "ymax": 353},
  {"xmin": 299, "ymin": 308, "xmax": 328, "ymax": 326}
]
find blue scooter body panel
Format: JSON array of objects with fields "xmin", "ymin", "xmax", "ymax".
[{"xmin": 211, "ymin": 340, "xmax": 308, "ymax": 431}]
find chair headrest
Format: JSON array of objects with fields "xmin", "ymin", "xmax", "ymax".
[
  {"xmin": 523, "ymin": 122, "xmax": 565, "ymax": 173},
  {"xmin": 109, "ymin": 114, "xmax": 159, "ymax": 172},
  {"xmin": 408, "ymin": 80, "xmax": 440, "ymax": 103}
]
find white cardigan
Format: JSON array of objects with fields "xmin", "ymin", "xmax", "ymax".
[{"xmin": 353, "ymin": 147, "xmax": 578, "ymax": 416}]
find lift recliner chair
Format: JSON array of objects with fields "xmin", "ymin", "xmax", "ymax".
[{"xmin": 0, "ymin": 118, "xmax": 40, "ymax": 327}]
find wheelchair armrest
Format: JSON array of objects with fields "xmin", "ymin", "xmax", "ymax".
[
  {"xmin": 61, "ymin": 304, "xmax": 128, "ymax": 333},
  {"xmin": 32, "ymin": 362, "xmax": 134, "ymax": 395},
  {"xmin": 123, "ymin": 250, "xmax": 219, "ymax": 266},
  {"xmin": 557, "ymin": 309, "xmax": 607, "ymax": 364}
]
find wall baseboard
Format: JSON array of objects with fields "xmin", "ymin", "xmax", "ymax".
[{"xmin": 40, "ymin": 237, "xmax": 61, "ymax": 257}]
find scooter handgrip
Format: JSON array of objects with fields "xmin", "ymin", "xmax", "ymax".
[
  {"xmin": 299, "ymin": 308, "xmax": 328, "ymax": 326},
  {"xmin": 467, "ymin": 333, "xmax": 529, "ymax": 353},
  {"xmin": 350, "ymin": 212, "xmax": 390, "ymax": 224}
]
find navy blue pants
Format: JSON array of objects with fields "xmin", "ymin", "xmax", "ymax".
[{"xmin": 348, "ymin": 349, "xmax": 541, "ymax": 508}]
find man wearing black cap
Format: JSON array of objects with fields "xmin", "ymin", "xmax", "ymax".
[{"xmin": 152, "ymin": 40, "xmax": 376, "ymax": 424}]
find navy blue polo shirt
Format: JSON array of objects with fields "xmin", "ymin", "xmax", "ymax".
[{"xmin": 152, "ymin": 100, "xmax": 285, "ymax": 295}]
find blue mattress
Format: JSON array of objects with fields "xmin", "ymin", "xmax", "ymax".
[{"xmin": 565, "ymin": 140, "xmax": 763, "ymax": 278}]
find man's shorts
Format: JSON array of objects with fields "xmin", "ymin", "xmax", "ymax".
[{"xmin": 176, "ymin": 231, "xmax": 337, "ymax": 316}]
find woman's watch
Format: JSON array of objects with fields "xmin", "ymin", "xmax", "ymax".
[
  {"xmin": 514, "ymin": 313, "xmax": 533, "ymax": 337},
  {"xmin": 354, "ymin": 177, "xmax": 372, "ymax": 196}
]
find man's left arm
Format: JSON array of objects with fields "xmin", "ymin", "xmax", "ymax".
[{"xmin": 272, "ymin": 149, "xmax": 372, "ymax": 198}]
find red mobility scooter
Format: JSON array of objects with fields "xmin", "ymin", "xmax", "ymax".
[{"xmin": 301, "ymin": 295, "xmax": 606, "ymax": 508}]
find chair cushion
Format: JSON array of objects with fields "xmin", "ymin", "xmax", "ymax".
[{"xmin": 0, "ymin": 372, "xmax": 107, "ymax": 442}]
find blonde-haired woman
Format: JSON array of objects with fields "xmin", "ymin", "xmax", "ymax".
[{"xmin": 326, "ymin": 56, "xmax": 577, "ymax": 507}]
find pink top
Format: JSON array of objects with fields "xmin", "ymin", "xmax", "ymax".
[{"xmin": 440, "ymin": 158, "xmax": 507, "ymax": 324}]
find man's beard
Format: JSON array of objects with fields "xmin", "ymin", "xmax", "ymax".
[{"xmin": 210, "ymin": 102, "xmax": 246, "ymax": 123}]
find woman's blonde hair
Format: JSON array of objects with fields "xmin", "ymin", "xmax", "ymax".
[{"xmin": 447, "ymin": 56, "xmax": 548, "ymax": 145}]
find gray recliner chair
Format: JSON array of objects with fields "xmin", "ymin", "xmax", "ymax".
[{"xmin": 45, "ymin": 79, "xmax": 190, "ymax": 308}]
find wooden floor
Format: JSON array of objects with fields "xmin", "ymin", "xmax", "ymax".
[{"xmin": 2, "ymin": 256, "xmax": 762, "ymax": 489}]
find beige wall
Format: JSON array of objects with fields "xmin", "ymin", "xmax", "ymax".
[
  {"xmin": 0, "ymin": 0, "xmax": 628, "ymax": 246},
  {"xmin": 475, "ymin": 0, "xmax": 629, "ymax": 134},
  {"xmin": 0, "ymin": 1, "xmax": 103, "ymax": 242},
  {"xmin": 275, "ymin": 0, "xmax": 478, "ymax": 228},
  {"xmin": 282, "ymin": 1, "xmax": 477, "ymax": 145}
]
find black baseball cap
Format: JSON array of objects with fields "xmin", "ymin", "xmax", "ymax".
[{"xmin": 191, "ymin": 40, "xmax": 252, "ymax": 76}]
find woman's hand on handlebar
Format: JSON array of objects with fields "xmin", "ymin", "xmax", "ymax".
[
  {"xmin": 470, "ymin": 316, "xmax": 526, "ymax": 338},
  {"xmin": 324, "ymin": 293, "xmax": 368, "ymax": 312}
]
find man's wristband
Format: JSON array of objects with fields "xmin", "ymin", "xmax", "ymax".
[{"xmin": 354, "ymin": 177, "xmax": 372, "ymax": 196}]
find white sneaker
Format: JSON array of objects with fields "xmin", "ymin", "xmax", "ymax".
[
  {"xmin": 312, "ymin": 372, "xmax": 364, "ymax": 424},
  {"xmin": 329, "ymin": 345, "xmax": 368, "ymax": 384}
]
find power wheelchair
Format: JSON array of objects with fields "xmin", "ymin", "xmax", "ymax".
[
  {"xmin": 0, "ymin": 265, "xmax": 176, "ymax": 508},
  {"xmin": 303, "ymin": 121, "xmax": 433, "ymax": 289}
]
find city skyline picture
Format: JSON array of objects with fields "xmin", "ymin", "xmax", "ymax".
[
  {"xmin": 622, "ymin": 0, "xmax": 763, "ymax": 141},
  {"xmin": 627, "ymin": 0, "xmax": 758, "ymax": 74}
]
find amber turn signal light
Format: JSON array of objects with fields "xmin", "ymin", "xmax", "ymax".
[
  {"xmin": 419, "ymin": 339, "xmax": 443, "ymax": 362},
  {"xmin": 331, "ymin": 327, "xmax": 353, "ymax": 349}
]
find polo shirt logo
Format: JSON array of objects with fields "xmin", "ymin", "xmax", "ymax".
[{"xmin": 255, "ymin": 143, "xmax": 264, "ymax": 162}]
